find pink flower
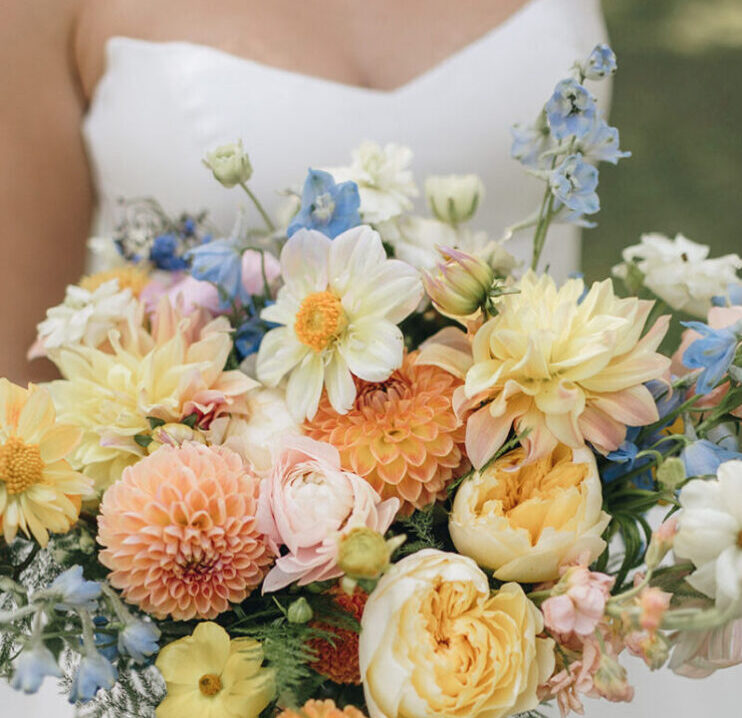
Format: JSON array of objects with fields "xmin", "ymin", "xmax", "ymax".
[
  {"xmin": 538, "ymin": 638, "xmax": 601, "ymax": 717},
  {"xmin": 256, "ymin": 436, "xmax": 399, "ymax": 592},
  {"xmin": 142, "ymin": 273, "xmax": 221, "ymax": 316},
  {"xmin": 638, "ymin": 587, "xmax": 672, "ymax": 633},
  {"xmin": 241, "ymin": 249, "xmax": 281, "ymax": 296},
  {"xmin": 543, "ymin": 566, "xmax": 615, "ymax": 638}
]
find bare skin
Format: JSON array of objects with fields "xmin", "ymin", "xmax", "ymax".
[{"xmin": 0, "ymin": 0, "xmax": 531, "ymax": 383}]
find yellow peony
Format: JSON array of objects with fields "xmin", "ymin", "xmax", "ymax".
[
  {"xmin": 358, "ymin": 549, "xmax": 554, "ymax": 718},
  {"xmin": 48, "ymin": 299, "xmax": 256, "ymax": 491},
  {"xmin": 155, "ymin": 622, "xmax": 275, "ymax": 718},
  {"xmin": 450, "ymin": 445, "xmax": 610, "ymax": 582},
  {"xmin": 0, "ymin": 379, "xmax": 91, "ymax": 546},
  {"xmin": 462, "ymin": 271, "xmax": 670, "ymax": 467}
]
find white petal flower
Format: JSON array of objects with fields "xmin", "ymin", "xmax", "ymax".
[
  {"xmin": 256, "ymin": 226, "xmax": 423, "ymax": 421},
  {"xmin": 613, "ymin": 233, "xmax": 742, "ymax": 318},
  {"xmin": 675, "ymin": 460, "xmax": 742, "ymax": 613}
]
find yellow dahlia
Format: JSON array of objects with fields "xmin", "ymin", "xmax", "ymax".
[
  {"xmin": 79, "ymin": 266, "xmax": 150, "ymax": 297},
  {"xmin": 0, "ymin": 379, "xmax": 91, "ymax": 546},
  {"xmin": 458, "ymin": 271, "xmax": 670, "ymax": 467},
  {"xmin": 305, "ymin": 351, "xmax": 467, "ymax": 515},
  {"xmin": 48, "ymin": 298, "xmax": 256, "ymax": 491}
]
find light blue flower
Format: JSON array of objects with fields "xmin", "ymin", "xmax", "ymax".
[
  {"xmin": 68, "ymin": 651, "xmax": 117, "ymax": 704},
  {"xmin": 544, "ymin": 79, "xmax": 596, "ymax": 140},
  {"xmin": 581, "ymin": 44, "xmax": 618, "ymax": 80},
  {"xmin": 49, "ymin": 566, "xmax": 101, "ymax": 611},
  {"xmin": 681, "ymin": 439, "xmax": 742, "ymax": 478},
  {"xmin": 510, "ymin": 119, "xmax": 553, "ymax": 168},
  {"xmin": 186, "ymin": 238, "xmax": 245, "ymax": 308},
  {"xmin": 681, "ymin": 321, "xmax": 740, "ymax": 395},
  {"xmin": 712, "ymin": 283, "xmax": 742, "ymax": 307},
  {"xmin": 150, "ymin": 234, "xmax": 189, "ymax": 271},
  {"xmin": 118, "ymin": 619, "xmax": 160, "ymax": 664},
  {"xmin": 578, "ymin": 114, "xmax": 631, "ymax": 165},
  {"xmin": 549, "ymin": 153, "xmax": 600, "ymax": 215},
  {"xmin": 10, "ymin": 644, "xmax": 61, "ymax": 694},
  {"xmin": 287, "ymin": 169, "xmax": 361, "ymax": 238}
]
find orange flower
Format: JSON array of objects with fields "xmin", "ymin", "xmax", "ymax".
[
  {"xmin": 277, "ymin": 699, "xmax": 367, "ymax": 718},
  {"xmin": 97, "ymin": 442, "xmax": 273, "ymax": 620},
  {"xmin": 305, "ymin": 352, "xmax": 467, "ymax": 515}
]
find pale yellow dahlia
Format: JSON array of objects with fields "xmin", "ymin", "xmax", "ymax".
[
  {"xmin": 462, "ymin": 271, "xmax": 670, "ymax": 467},
  {"xmin": 0, "ymin": 379, "xmax": 91, "ymax": 546},
  {"xmin": 48, "ymin": 299, "xmax": 256, "ymax": 491}
]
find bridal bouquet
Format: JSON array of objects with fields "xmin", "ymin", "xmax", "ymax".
[{"xmin": 4, "ymin": 44, "xmax": 742, "ymax": 718}]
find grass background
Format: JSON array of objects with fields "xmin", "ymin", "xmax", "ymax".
[{"xmin": 582, "ymin": 0, "xmax": 742, "ymax": 282}]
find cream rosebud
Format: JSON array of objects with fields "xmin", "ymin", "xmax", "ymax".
[
  {"xmin": 203, "ymin": 140, "xmax": 253, "ymax": 188},
  {"xmin": 425, "ymin": 174, "xmax": 484, "ymax": 225},
  {"xmin": 422, "ymin": 246, "xmax": 495, "ymax": 318}
]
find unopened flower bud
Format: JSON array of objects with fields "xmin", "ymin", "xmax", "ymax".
[
  {"xmin": 640, "ymin": 631, "xmax": 671, "ymax": 670},
  {"xmin": 656, "ymin": 457, "xmax": 686, "ymax": 491},
  {"xmin": 645, "ymin": 518, "xmax": 678, "ymax": 569},
  {"xmin": 203, "ymin": 140, "xmax": 253, "ymax": 188},
  {"xmin": 337, "ymin": 527, "xmax": 392, "ymax": 579},
  {"xmin": 593, "ymin": 653, "xmax": 634, "ymax": 702},
  {"xmin": 425, "ymin": 174, "xmax": 484, "ymax": 225},
  {"xmin": 287, "ymin": 597, "xmax": 314, "ymax": 624},
  {"xmin": 148, "ymin": 423, "xmax": 207, "ymax": 454},
  {"xmin": 423, "ymin": 246, "xmax": 495, "ymax": 318}
]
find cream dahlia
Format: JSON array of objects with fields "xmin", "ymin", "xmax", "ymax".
[
  {"xmin": 457, "ymin": 271, "xmax": 670, "ymax": 467},
  {"xmin": 305, "ymin": 351, "xmax": 467, "ymax": 514},
  {"xmin": 49, "ymin": 297, "xmax": 255, "ymax": 491},
  {"xmin": 256, "ymin": 226, "xmax": 422, "ymax": 422},
  {"xmin": 0, "ymin": 380, "xmax": 91, "ymax": 546},
  {"xmin": 97, "ymin": 442, "xmax": 273, "ymax": 620}
]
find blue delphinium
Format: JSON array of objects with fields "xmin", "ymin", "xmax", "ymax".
[
  {"xmin": 549, "ymin": 154, "xmax": 600, "ymax": 216},
  {"xmin": 544, "ymin": 78, "xmax": 596, "ymax": 141},
  {"xmin": 186, "ymin": 238, "xmax": 246, "ymax": 308},
  {"xmin": 712, "ymin": 283, "xmax": 742, "ymax": 307},
  {"xmin": 580, "ymin": 44, "xmax": 618, "ymax": 80},
  {"xmin": 150, "ymin": 233, "xmax": 190, "ymax": 271},
  {"xmin": 288, "ymin": 168, "xmax": 361, "ymax": 238},
  {"xmin": 681, "ymin": 439, "xmax": 742, "ymax": 478},
  {"xmin": 578, "ymin": 114, "xmax": 631, "ymax": 165},
  {"xmin": 92, "ymin": 616, "xmax": 119, "ymax": 662},
  {"xmin": 10, "ymin": 644, "xmax": 61, "ymax": 694},
  {"xmin": 49, "ymin": 566, "xmax": 101, "ymax": 611},
  {"xmin": 681, "ymin": 321, "xmax": 741, "ymax": 395},
  {"xmin": 510, "ymin": 118, "xmax": 553, "ymax": 169},
  {"xmin": 68, "ymin": 651, "xmax": 118, "ymax": 704},
  {"xmin": 118, "ymin": 619, "xmax": 160, "ymax": 664}
]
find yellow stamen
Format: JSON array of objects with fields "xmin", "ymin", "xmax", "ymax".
[
  {"xmin": 294, "ymin": 291, "xmax": 346, "ymax": 351},
  {"xmin": 79, "ymin": 266, "xmax": 150, "ymax": 297},
  {"xmin": 198, "ymin": 673, "xmax": 222, "ymax": 697},
  {"xmin": 0, "ymin": 436, "xmax": 45, "ymax": 495}
]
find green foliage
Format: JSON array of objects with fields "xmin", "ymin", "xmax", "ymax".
[
  {"xmin": 395, "ymin": 503, "xmax": 445, "ymax": 556},
  {"xmin": 73, "ymin": 664, "xmax": 165, "ymax": 718}
]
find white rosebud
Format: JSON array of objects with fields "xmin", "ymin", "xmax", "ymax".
[
  {"xmin": 203, "ymin": 140, "xmax": 253, "ymax": 188},
  {"xmin": 425, "ymin": 174, "xmax": 484, "ymax": 225}
]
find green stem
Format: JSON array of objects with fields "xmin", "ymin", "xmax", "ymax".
[
  {"xmin": 530, "ymin": 186, "xmax": 555, "ymax": 271},
  {"xmin": 240, "ymin": 182, "xmax": 276, "ymax": 233}
]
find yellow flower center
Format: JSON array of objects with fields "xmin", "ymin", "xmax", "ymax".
[
  {"xmin": 198, "ymin": 673, "xmax": 222, "ymax": 697},
  {"xmin": 294, "ymin": 291, "xmax": 346, "ymax": 351},
  {"xmin": 80, "ymin": 266, "xmax": 150, "ymax": 297},
  {"xmin": 0, "ymin": 436, "xmax": 45, "ymax": 495}
]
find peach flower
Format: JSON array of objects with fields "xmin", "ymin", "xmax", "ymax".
[
  {"xmin": 277, "ymin": 700, "xmax": 367, "ymax": 718},
  {"xmin": 97, "ymin": 442, "xmax": 273, "ymax": 620},
  {"xmin": 638, "ymin": 587, "xmax": 672, "ymax": 633},
  {"xmin": 538, "ymin": 637, "xmax": 601, "ymax": 717},
  {"xmin": 256, "ymin": 436, "xmax": 399, "ymax": 592}
]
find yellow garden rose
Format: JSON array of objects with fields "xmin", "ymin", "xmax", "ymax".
[
  {"xmin": 450, "ymin": 445, "xmax": 610, "ymax": 582},
  {"xmin": 358, "ymin": 549, "xmax": 554, "ymax": 718}
]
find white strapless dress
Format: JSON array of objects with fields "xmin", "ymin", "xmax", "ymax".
[{"xmin": 7, "ymin": 0, "xmax": 740, "ymax": 714}]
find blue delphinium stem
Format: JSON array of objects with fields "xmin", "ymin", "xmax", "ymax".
[
  {"xmin": 530, "ymin": 185, "xmax": 556, "ymax": 271},
  {"xmin": 239, "ymin": 181, "xmax": 276, "ymax": 233}
]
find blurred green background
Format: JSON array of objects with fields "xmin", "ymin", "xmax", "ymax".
[{"xmin": 583, "ymin": 0, "xmax": 742, "ymax": 282}]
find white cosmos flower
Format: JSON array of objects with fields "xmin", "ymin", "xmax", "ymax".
[
  {"xmin": 613, "ymin": 233, "xmax": 742, "ymax": 318},
  {"xmin": 674, "ymin": 460, "xmax": 742, "ymax": 613},
  {"xmin": 330, "ymin": 141, "xmax": 418, "ymax": 223},
  {"xmin": 256, "ymin": 226, "xmax": 423, "ymax": 421}
]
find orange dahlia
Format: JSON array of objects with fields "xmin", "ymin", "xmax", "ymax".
[
  {"xmin": 97, "ymin": 442, "xmax": 273, "ymax": 620},
  {"xmin": 277, "ymin": 700, "xmax": 367, "ymax": 718},
  {"xmin": 305, "ymin": 351, "xmax": 468, "ymax": 515},
  {"xmin": 308, "ymin": 586, "xmax": 367, "ymax": 685}
]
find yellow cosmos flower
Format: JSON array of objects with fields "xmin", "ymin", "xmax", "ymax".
[
  {"xmin": 450, "ymin": 445, "xmax": 610, "ymax": 582},
  {"xmin": 48, "ymin": 299, "xmax": 256, "ymax": 492},
  {"xmin": 0, "ymin": 379, "xmax": 91, "ymax": 546},
  {"xmin": 359, "ymin": 550, "xmax": 554, "ymax": 718},
  {"xmin": 155, "ymin": 622, "xmax": 275, "ymax": 718}
]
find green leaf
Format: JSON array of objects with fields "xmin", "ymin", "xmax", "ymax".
[{"xmin": 133, "ymin": 434, "xmax": 153, "ymax": 449}]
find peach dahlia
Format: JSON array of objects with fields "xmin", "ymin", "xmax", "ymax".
[
  {"xmin": 97, "ymin": 442, "xmax": 273, "ymax": 620},
  {"xmin": 305, "ymin": 351, "xmax": 467, "ymax": 515}
]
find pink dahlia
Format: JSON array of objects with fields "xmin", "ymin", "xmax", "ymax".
[{"xmin": 97, "ymin": 442, "xmax": 273, "ymax": 620}]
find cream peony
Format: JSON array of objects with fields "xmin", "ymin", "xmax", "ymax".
[
  {"xmin": 613, "ymin": 233, "xmax": 742, "ymax": 318},
  {"xmin": 450, "ymin": 445, "xmax": 610, "ymax": 582},
  {"xmin": 358, "ymin": 549, "xmax": 554, "ymax": 718},
  {"xmin": 256, "ymin": 226, "xmax": 422, "ymax": 421},
  {"xmin": 461, "ymin": 271, "xmax": 670, "ymax": 467}
]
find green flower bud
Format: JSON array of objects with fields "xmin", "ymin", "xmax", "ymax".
[
  {"xmin": 656, "ymin": 457, "xmax": 686, "ymax": 491},
  {"xmin": 337, "ymin": 527, "xmax": 391, "ymax": 579},
  {"xmin": 425, "ymin": 174, "xmax": 484, "ymax": 225},
  {"xmin": 203, "ymin": 140, "xmax": 253, "ymax": 188},
  {"xmin": 287, "ymin": 597, "xmax": 314, "ymax": 624}
]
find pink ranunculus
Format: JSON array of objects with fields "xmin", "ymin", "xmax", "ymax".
[
  {"xmin": 241, "ymin": 249, "xmax": 281, "ymax": 296},
  {"xmin": 256, "ymin": 436, "xmax": 399, "ymax": 592},
  {"xmin": 542, "ymin": 566, "xmax": 615, "ymax": 638}
]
